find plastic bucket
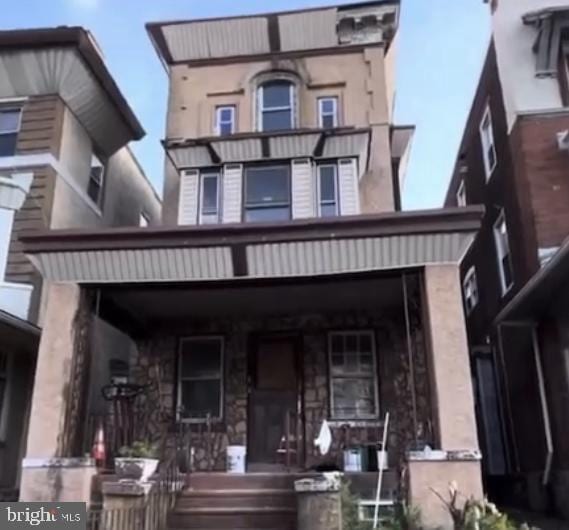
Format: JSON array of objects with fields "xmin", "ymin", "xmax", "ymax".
[
  {"xmin": 226, "ymin": 445, "xmax": 246, "ymax": 474},
  {"xmin": 343, "ymin": 448, "xmax": 362, "ymax": 472}
]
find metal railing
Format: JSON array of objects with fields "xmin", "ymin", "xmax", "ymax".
[{"xmin": 88, "ymin": 455, "xmax": 184, "ymax": 530}]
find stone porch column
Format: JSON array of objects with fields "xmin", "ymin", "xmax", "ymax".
[
  {"xmin": 19, "ymin": 283, "xmax": 96, "ymax": 503},
  {"xmin": 407, "ymin": 265, "xmax": 483, "ymax": 529}
]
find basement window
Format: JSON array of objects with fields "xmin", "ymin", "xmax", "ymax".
[
  {"xmin": 178, "ymin": 337, "xmax": 224, "ymax": 422},
  {"xmin": 329, "ymin": 331, "xmax": 379, "ymax": 419},
  {"xmin": 462, "ymin": 266, "xmax": 479, "ymax": 315},
  {"xmin": 0, "ymin": 107, "xmax": 21, "ymax": 157}
]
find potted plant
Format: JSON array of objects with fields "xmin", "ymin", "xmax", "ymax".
[{"xmin": 115, "ymin": 441, "xmax": 159, "ymax": 482}]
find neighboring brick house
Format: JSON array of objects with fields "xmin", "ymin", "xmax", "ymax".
[
  {"xmin": 444, "ymin": 0, "xmax": 569, "ymax": 519},
  {"xmin": 19, "ymin": 3, "xmax": 483, "ymax": 528},
  {"xmin": 0, "ymin": 27, "xmax": 161, "ymax": 499}
]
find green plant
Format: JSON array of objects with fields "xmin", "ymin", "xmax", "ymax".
[
  {"xmin": 431, "ymin": 482, "xmax": 524, "ymax": 530},
  {"xmin": 341, "ymin": 480, "xmax": 373, "ymax": 530},
  {"xmin": 118, "ymin": 440, "xmax": 158, "ymax": 459},
  {"xmin": 388, "ymin": 503, "xmax": 425, "ymax": 530}
]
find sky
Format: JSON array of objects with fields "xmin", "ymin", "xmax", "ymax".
[{"xmin": 0, "ymin": 0, "xmax": 491, "ymax": 210}]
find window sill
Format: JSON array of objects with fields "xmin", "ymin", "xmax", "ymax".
[{"xmin": 327, "ymin": 419, "xmax": 383, "ymax": 428}]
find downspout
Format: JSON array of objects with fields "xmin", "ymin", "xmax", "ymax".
[{"xmin": 531, "ymin": 326, "xmax": 554, "ymax": 486}]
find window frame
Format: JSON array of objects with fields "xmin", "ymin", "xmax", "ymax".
[
  {"xmin": 317, "ymin": 163, "xmax": 340, "ymax": 217},
  {"xmin": 318, "ymin": 97, "xmax": 339, "ymax": 128},
  {"xmin": 215, "ymin": 105, "xmax": 236, "ymax": 136},
  {"xmin": 177, "ymin": 336, "xmax": 225, "ymax": 423},
  {"xmin": 0, "ymin": 106, "xmax": 22, "ymax": 158},
  {"xmin": 243, "ymin": 164, "xmax": 291, "ymax": 222},
  {"xmin": 493, "ymin": 211, "xmax": 514, "ymax": 295},
  {"xmin": 258, "ymin": 80, "xmax": 295, "ymax": 132},
  {"xmin": 327, "ymin": 330, "xmax": 380, "ymax": 420},
  {"xmin": 87, "ymin": 153, "xmax": 106, "ymax": 209},
  {"xmin": 456, "ymin": 179, "xmax": 467, "ymax": 207},
  {"xmin": 479, "ymin": 105, "xmax": 497, "ymax": 180},
  {"xmin": 199, "ymin": 170, "xmax": 222, "ymax": 224},
  {"xmin": 462, "ymin": 266, "xmax": 479, "ymax": 315}
]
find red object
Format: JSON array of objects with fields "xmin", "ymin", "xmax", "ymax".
[{"xmin": 92, "ymin": 425, "xmax": 106, "ymax": 467}]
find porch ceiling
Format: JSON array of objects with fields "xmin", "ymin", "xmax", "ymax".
[
  {"xmin": 100, "ymin": 274, "xmax": 408, "ymax": 322},
  {"xmin": 20, "ymin": 207, "xmax": 483, "ymax": 285}
]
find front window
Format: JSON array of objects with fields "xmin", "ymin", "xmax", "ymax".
[
  {"xmin": 178, "ymin": 337, "xmax": 224, "ymax": 421},
  {"xmin": 329, "ymin": 331, "xmax": 378, "ymax": 419},
  {"xmin": 479, "ymin": 105, "xmax": 497, "ymax": 179},
  {"xmin": 215, "ymin": 106, "xmax": 235, "ymax": 136},
  {"xmin": 318, "ymin": 97, "xmax": 338, "ymax": 128},
  {"xmin": 462, "ymin": 266, "xmax": 479, "ymax": 315},
  {"xmin": 258, "ymin": 80, "xmax": 294, "ymax": 132},
  {"xmin": 494, "ymin": 211, "xmax": 513, "ymax": 295},
  {"xmin": 0, "ymin": 107, "xmax": 21, "ymax": 157},
  {"xmin": 87, "ymin": 154, "xmax": 105, "ymax": 207},
  {"xmin": 317, "ymin": 164, "xmax": 339, "ymax": 217},
  {"xmin": 199, "ymin": 171, "xmax": 221, "ymax": 224},
  {"xmin": 244, "ymin": 165, "xmax": 290, "ymax": 222}
]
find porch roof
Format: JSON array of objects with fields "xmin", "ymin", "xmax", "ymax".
[
  {"xmin": 0, "ymin": 310, "xmax": 40, "ymax": 354},
  {"xmin": 165, "ymin": 128, "xmax": 370, "ymax": 176},
  {"xmin": 20, "ymin": 207, "xmax": 483, "ymax": 285}
]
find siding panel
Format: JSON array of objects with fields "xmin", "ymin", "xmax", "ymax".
[
  {"xmin": 338, "ymin": 158, "xmax": 359, "ymax": 215},
  {"xmin": 291, "ymin": 158, "xmax": 315, "ymax": 219},
  {"xmin": 222, "ymin": 164, "xmax": 243, "ymax": 224},
  {"xmin": 178, "ymin": 170, "xmax": 199, "ymax": 225}
]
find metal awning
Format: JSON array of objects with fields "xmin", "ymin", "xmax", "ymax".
[
  {"xmin": 166, "ymin": 128, "xmax": 370, "ymax": 174},
  {"xmin": 21, "ymin": 207, "xmax": 483, "ymax": 285}
]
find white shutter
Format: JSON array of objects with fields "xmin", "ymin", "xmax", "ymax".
[
  {"xmin": 291, "ymin": 158, "xmax": 315, "ymax": 219},
  {"xmin": 222, "ymin": 164, "xmax": 243, "ymax": 223},
  {"xmin": 338, "ymin": 158, "xmax": 360, "ymax": 216},
  {"xmin": 178, "ymin": 170, "xmax": 199, "ymax": 225}
]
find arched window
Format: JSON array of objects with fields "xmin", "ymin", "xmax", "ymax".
[{"xmin": 257, "ymin": 79, "xmax": 295, "ymax": 131}]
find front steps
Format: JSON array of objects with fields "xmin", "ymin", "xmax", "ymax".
[{"xmin": 167, "ymin": 471, "xmax": 398, "ymax": 530}]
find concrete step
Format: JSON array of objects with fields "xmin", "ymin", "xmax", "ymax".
[
  {"xmin": 186, "ymin": 473, "xmax": 314, "ymax": 491},
  {"xmin": 178, "ymin": 489, "xmax": 296, "ymax": 509},
  {"xmin": 168, "ymin": 506, "xmax": 296, "ymax": 529}
]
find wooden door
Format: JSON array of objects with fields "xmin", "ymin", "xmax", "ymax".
[{"xmin": 248, "ymin": 335, "xmax": 299, "ymax": 468}]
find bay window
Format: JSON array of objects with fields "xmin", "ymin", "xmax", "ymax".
[
  {"xmin": 244, "ymin": 165, "xmax": 290, "ymax": 222},
  {"xmin": 317, "ymin": 164, "xmax": 339, "ymax": 217},
  {"xmin": 329, "ymin": 331, "xmax": 379, "ymax": 419},
  {"xmin": 199, "ymin": 171, "xmax": 221, "ymax": 224},
  {"xmin": 178, "ymin": 337, "xmax": 224, "ymax": 421}
]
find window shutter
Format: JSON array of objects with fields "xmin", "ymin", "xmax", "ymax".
[
  {"xmin": 338, "ymin": 158, "xmax": 360, "ymax": 216},
  {"xmin": 178, "ymin": 170, "xmax": 199, "ymax": 225},
  {"xmin": 222, "ymin": 164, "xmax": 243, "ymax": 223},
  {"xmin": 291, "ymin": 158, "xmax": 315, "ymax": 219}
]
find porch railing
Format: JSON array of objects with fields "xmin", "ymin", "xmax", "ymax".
[{"xmin": 88, "ymin": 455, "xmax": 184, "ymax": 530}]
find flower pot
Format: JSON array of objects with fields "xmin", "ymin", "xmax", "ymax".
[{"xmin": 114, "ymin": 458, "xmax": 159, "ymax": 482}]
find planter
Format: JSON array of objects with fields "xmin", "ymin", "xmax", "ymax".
[{"xmin": 114, "ymin": 458, "xmax": 159, "ymax": 482}]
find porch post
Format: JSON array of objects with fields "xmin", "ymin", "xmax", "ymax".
[
  {"xmin": 406, "ymin": 265, "xmax": 483, "ymax": 529},
  {"xmin": 19, "ymin": 283, "xmax": 96, "ymax": 503}
]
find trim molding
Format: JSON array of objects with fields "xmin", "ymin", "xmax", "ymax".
[{"xmin": 0, "ymin": 153, "xmax": 102, "ymax": 217}]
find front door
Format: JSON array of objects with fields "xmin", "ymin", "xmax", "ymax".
[{"xmin": 248, "ymin": 335, "xmax": 299, "ymax": 470}]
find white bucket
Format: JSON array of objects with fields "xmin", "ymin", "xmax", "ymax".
[
  {"xmin": 226, "ymin": 445, "xmax": 246, "ymax": 474},
  {"xmin": 377, "ymin": 450, "xmax": 389, "ymax": 470},
  {"xmin": 343, "ymin": 448, "xmax": 362, "ymax": 472}
]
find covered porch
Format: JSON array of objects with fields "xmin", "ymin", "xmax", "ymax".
[{"xmin": 18, "ymin": 208, "xmax": 484, "ymax": 527}]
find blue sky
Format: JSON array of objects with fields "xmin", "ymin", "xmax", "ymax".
[{"xmin": 2, "ymin": 0, "xmax": 490, "ymax": 210}]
